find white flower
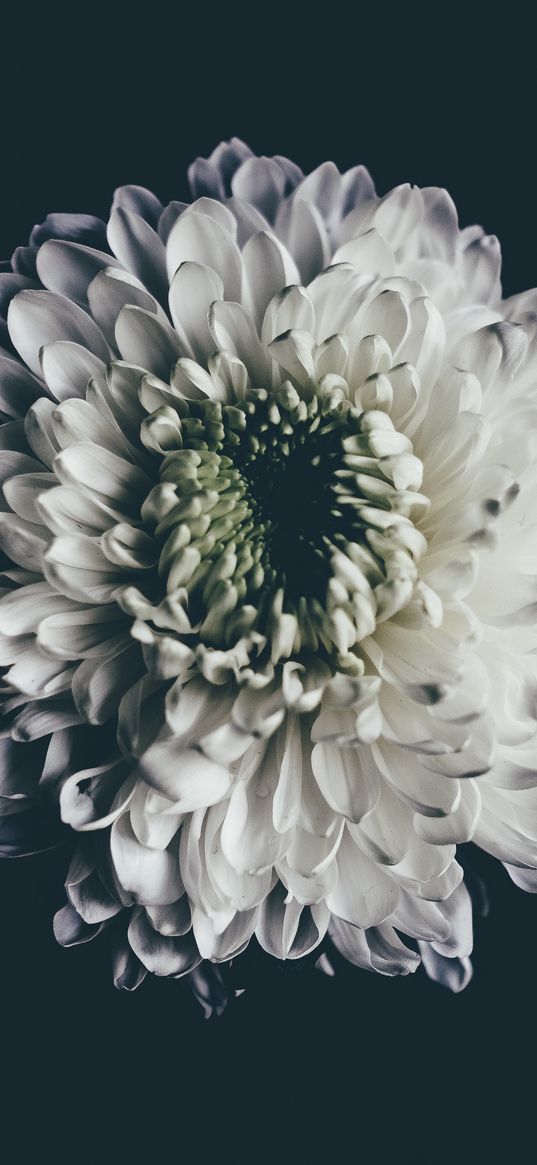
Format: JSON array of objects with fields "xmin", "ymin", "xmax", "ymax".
[{"xmin": 1, "ymin": 138, "xmax": 537, "ymax": 1010}]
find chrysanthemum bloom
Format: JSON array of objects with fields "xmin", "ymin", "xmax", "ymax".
[{"xmin": 1, "ymin": 139, "xmax": 537, "ymax": 1009}]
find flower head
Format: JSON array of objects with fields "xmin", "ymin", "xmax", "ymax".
[{"xmin": 1, "ymin": 139, "xmax": 536, "ymax": 1009}]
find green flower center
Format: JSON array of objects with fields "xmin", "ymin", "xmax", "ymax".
[{"xmin": 143, "ymin": 382, "xmax": 429, "ymax": 667}]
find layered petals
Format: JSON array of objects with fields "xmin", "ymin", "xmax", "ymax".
[{"xmin": 1, "ymin": 139, "xmax": 536, "ymax": 1007}]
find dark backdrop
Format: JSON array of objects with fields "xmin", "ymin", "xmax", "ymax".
[{"xmin": 1, "ymin": 10, "xmax": 536, "ymax": 1164}]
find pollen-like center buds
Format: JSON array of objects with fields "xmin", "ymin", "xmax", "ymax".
[{"xmin": 140, "ymin": 380, "xmax": 431, "ymax": 671}]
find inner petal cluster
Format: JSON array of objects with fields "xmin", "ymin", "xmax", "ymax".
[{"xmin": 140, "ymin": 381, "xmax": 429, "ymax": 672}]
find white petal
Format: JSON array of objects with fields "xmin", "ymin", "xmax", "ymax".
[
  {"xmin": 308, "ymin": 264, "xmax": 369, "ymax": 339},
  {"xmin": 268, "ymin": 329, "xmax": 315, "ymax": 387},
  {"xmin": 326, "ymin": 827, "xmax": 399, "ymax": 927},
  {"xmin": 0, "ymin": 512, "xmax": 49, "ymax": 572},
  {"xmin": 333, "ymin": 228, "xmax": 395, "ymax": 276},
  {"xmin": 137, "ymin": 740, "xmax": 231, "ymax": 810},
  {"xmin": 107, "ymin": 208, "xmax": 168, "ymax": 303},
  {"xmin": 208, "ymin": 300, "xmax": 271, "ymax": 385},
  {"xmin": 373, "ymin": 184, "xmax": 423, "ymax": 251},
  {"xmin": 3, "ymin": 471, "xmax": 56, "ymax": 523},
  {"xmin": 273, "ymin": 713, "xmax": 302, "ymax": 833},
  {"xmin": 256, "ymin": 882, "xmax": 326, "ymax": 958},
  {"xmin": 225, "ymin": 196, "xmax": 270, "ymax": 247},
  {"xmin": 24, "ymin": 398, "xmax": 61, "ymax": 468},
  {"xmin": 231, "ymin": 156, "xmax": 286, "ymax": 220},
  {"xmin": 38, "ymin": 603, "xmax": 127, "ymax": 659},
  {"xmin": 43, "ymin": 534, "xmax": 129, "ymax": 603},
  {"xmin": 53, "ymin": 441, "xmax": 153, "ymax": 515},
  {"xmin": 242, "ymin": 231, "xmax": 299, "ymax": 330},
  {"xmin": 261, "ymin": 285, "xmax": 315, "ymax": 347},
  {"xmin": 111, "ymin": 814, "xmax": 181, "ymax": 905},
  {"xmin": 8, "ymin": 289, "xmax": 109, "ymax": 376},
  {"xmin": 61, "ymin": 763, "xmax": 134, "ymax": 830},
  {"xmin": 0, "ymin": 580, "xmax": 77, "ymax": 635},
  {"xmin": 311, "ymin": 740, "xmax": 379, "ymax": 822},
  {"xmin": 415, "ymin": 779, "xmax": 481, "ymax": 844},
  {"xmin": 71, "ymin": 643, "xmax": 142, "ymax": 724},
  {"xmin": 115, "ymin": 305, "xmax": 184, "ymax": 380},
  {"xmin": 169, "ymin": 262, "xmax": 223, "ymax": 361},
  {"xmin": 35, "ymin": 239, "xmax": 121, "ymax": 304},
  {"xmin": 294, "ymin": 161, "xmax": 341, "ymax": 218},
  {"xmin": 275, "ymin": 198, "xmax": 331, "ymax": 284},
  {"xmin": 40, "ymin": 341, "xmax": 106, "ymax": 401},
  {"xmin": 166, "ymin": 210, "xmax": 242, "ymax": 299},
  {"xmin": 88, "ymin": 267, "xmax": 165, "ymax": 346},
  {"xmin": 221, "ymin": 740, "xmax": 290, "ymax": 874},
  {"xmin": 37, "ymin": 484, "xmax": 122, "ymax": 536},
  {"xmin": 504, "ymin": 864, "xmax": 537, "ymax": 892},
  {"xmin": 145, "ymin": 896, "xmax": 191, "ymax": 936}
]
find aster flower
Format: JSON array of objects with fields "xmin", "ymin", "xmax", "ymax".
[{"xmin": 1, "ymin": 138, "xmax": 537, "ymax": 1010}]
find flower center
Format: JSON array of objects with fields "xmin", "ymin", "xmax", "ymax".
[{"xmin": 145, "ymin": 382, "xmax": 429, "ymax": 667}]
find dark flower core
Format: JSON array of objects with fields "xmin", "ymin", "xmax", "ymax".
[{"xmin": 144, "ymin": 383, "xmax": 426, "ymax": 664}]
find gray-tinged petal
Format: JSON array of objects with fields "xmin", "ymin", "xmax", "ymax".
[
  {"xmin": 189, "ymin": 964, "xmax": 229, "ymax": 1018},
  {"xmin": 72, "ymin": 642, "xmax": 144, "ymax": 725},
  {"xmin": 275, "ymin": 198, "xmax": 330, "ymax": 285},
  {"xmin": 158, "ymin": 202, "xmax": 187, "ymax": 245},
  {"xmin": 115, "ymin": 304, "xmax": 184, "ymax": 380},
  {"xmin": 53, "ymin": 902, "xmax": 105, "ymax": 946},
  {"xmin": 0, "ymin": 419, "xmax": 30, "ymax": 454},
  {"xmin": 188, "ymin": 158, "xmax": 225, "ymax": 201},
  {"xmin": 8, "ymin": 289, "xmax": 110, "ymax": 376},
  {"xmin": 366, "ymin": 923, "xmax": 420, "ymax": 975},
  {"xmin": 340, "ymin": 164, "xmax": 377, "ymax": 215},
  {"xmin": 146, "ymin": 896, "xmax": 191, "ymax": 937},
  {"xmin": 0, "ymin": 274, "xmax": 38, "ymax": 318},
  {"xmin": 107, "ymin": 208, "xmax": 168, "ymax": 305},
  {"xmin": 0, "ymin": 356, "xmax": 44, "ymax": 417},
  {"xmin": 12, "ymin": 699, "xmax": 84, "ymax": 742},
  {"xmin": 0, "ymin": 736, "xmax": 44, "ymax": 798},
  {"xmin": 66, "ymin": 843, "xmax": 122, "ymax": 923},
  {"xmin": 35, "ymin": 240, "xmax": 122, "ymax": 306},
  {"xmin": 30, "ymin": 213, "xmax": 108, "ymax": 249},
  {"xmin": 128, "ymin": 907, "xmax": 201, "ymax": 976},
  {"xmin": 272, "ymin": 155, "xmax": 304, "ymax": 194},
  {"xmin": 256, "ymin": 881, "xmax": 328, "ymax": 959},
  {"xmin": 419, "ymin": 943, "xmax": 473, "ymax": 992},
  {"xmin": 11, "ymin": 246, "xmax": 38, "ymax": 278},
  {"xmin": 111, "ymin": 932, "xmax": 147, "ymax": 990},
  {"xmin": 231, "ymin": 157, "xmax": 286, "ymax": 223},
  {"xmin": 111, "ymin": 185, "xmax": 163, "ymax": 229},
  {"xmin": 87, "ymin": 268, "xmax": 165, "ymax": 347},
  {"xmin": 60, "ymin": 762, "xmax": 134, "ymax": 831},
  {"xmin": 189, "ymin": 138, "xmax": 252, "ymax": 198},
  {"xmin": 504, "ymin": 863, "xmax": 537, "ymax": 892},
  {"xmin": 0, "ymin": 802, "xmax": 64, "ymax": 857}
]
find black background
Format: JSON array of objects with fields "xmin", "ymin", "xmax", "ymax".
[{"xmin": 1, "ymin": 10, "xmax": 536, "ymax": 1164}]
